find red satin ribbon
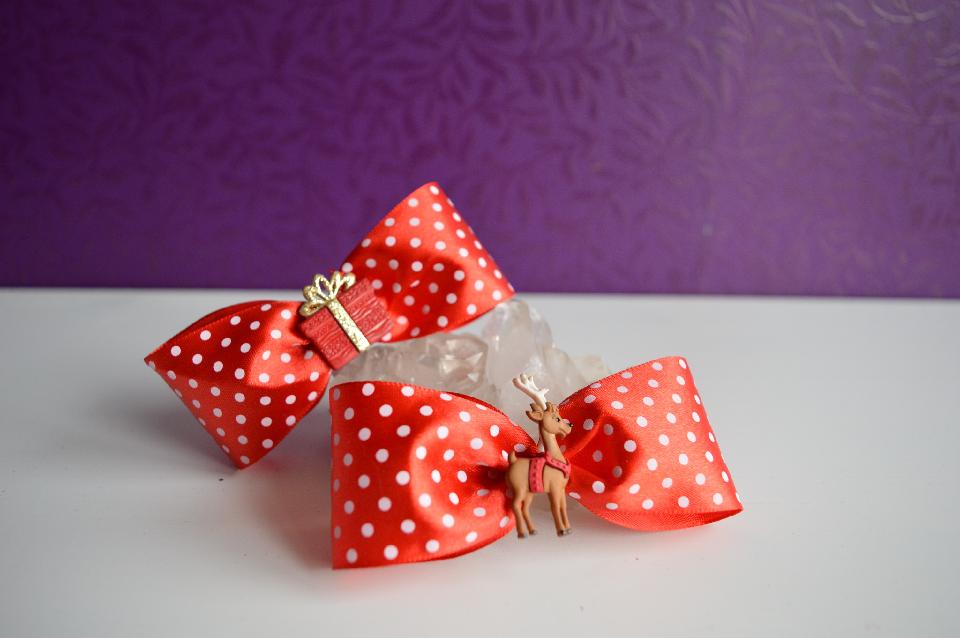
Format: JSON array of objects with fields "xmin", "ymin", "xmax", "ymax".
[
  {"xmin": 144, "ymin": 183, "xmax": 514, "ymax": 468},
  {"xmin": 329, "ymin": 357, "xmax": 742, "ymax": 568}
]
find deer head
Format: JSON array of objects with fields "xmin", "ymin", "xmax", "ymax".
[{"xmin": 512, "ymin": 374, "xmax": 572, "ymax": 438}]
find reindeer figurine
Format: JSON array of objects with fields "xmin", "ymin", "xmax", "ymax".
[{"xmin": 506, "ymin": 374, "xmax": 574, "ymax": 537}]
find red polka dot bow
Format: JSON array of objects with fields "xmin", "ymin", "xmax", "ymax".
[
  {"xmin": 144, "ymin": 183, "xmax": 514, "ymax": 468},
  {"xmin": 330, "ymin": 357, "xmax": 742, "ymax": 568}
]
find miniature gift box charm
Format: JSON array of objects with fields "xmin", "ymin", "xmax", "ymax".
[{"xmin": 299, "ymin": 271, "xmax": 391, "ymax": 369}]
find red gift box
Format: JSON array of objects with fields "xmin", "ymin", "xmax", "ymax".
[{"xmin": 299, "ymin": 278, "xmax": 391, "ymax": 369}]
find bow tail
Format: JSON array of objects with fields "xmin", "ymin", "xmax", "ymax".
[
  {"xmin": 328, "ymin": 382, "xmax": 536, "ymax": 568},
  {"xmin": 144, "ymin": 300, "xmax": 332, "ymax": 467}
]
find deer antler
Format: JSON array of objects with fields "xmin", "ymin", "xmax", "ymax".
[{"xmin": 512, "ymin": 373, "xmax": 548, "ymax": 410}]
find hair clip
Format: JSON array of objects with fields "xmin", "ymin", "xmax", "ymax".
[
  {"xmin": 144, "ymin": 182, "xmax": 514, "ymax": 468},
  {"xmin": 329, "ymin": 357, "xmax": 741, "ymax": 568}
]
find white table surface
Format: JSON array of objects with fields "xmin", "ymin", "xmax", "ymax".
[{"xmin": 1, "ymin": 290, "xmax": 958, "ymax": 637}]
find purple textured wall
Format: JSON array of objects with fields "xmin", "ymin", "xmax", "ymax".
[{"xmin": 2, "ymin": 1, "xmax": 959, "ymax": 296}]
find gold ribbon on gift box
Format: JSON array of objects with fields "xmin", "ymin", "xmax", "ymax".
[{"xmin": 299, "ymin": 270, "xmax": 371, "ymax": 352}]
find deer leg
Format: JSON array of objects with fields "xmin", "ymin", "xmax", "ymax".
[
  {"xmin": 512, "ymin": 497, "xmax": 528, "ymax": 538},
  {"xmin": 522, "ymin": 494, "xmax": 536, "ymax": 535},
  {"xmin": 548, "ymin": 490, "xmax": 565, "ymax": 536},
  {"xmin": 560, "ymin": 494, "xmax": 571, "ymax": 532}
]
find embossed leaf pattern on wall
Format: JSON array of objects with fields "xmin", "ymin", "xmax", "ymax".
[{"xmin": 1, "ymin": 0, "xmax": 958, "ymax": 296}]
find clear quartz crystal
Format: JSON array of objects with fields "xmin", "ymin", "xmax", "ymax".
[{"xmin": 336, "ymin": 299, "xmax": 609, "ymax": 434}]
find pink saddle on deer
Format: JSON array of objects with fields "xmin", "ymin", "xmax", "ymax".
[{"xmin": 522, "ymin": 453, "xmax": 571, "ymax": 493}]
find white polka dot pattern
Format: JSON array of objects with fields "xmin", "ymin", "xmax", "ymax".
[
  {"xmin": 145, "ymin": 300, "xmax": 328, "ymax": 467},
  {"xmin": 338, "ymin": 182, "xmax": 514, "ymax": 343},
  {"xmin": 144, "ymin": 182, "xmax": 515, "ymax": 469},
  {"xmin": 557, "ymin": 357, "xmax": 741, "ymax": 530},
  {"xmin": 327, "ymin": 357, "xmax": 741, "ymax": 568},
  {"xmin": 330, "ymin": 382, "xmax": 534, "ymax": 568}
]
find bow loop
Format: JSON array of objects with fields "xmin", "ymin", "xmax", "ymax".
[
  {"xmin": 329, "ymin": 383, "xmax": 535, "ymax": 568},
  {"xmin": 557, "ymin": 357, "xmax": 741, "ymax": 530},
  {"xmin": 145, "ymin": 300, "xmax": 330, "ymax": 468},
  {"xmin": 338, "ymin": 182, "xmax": 515, "ymax": 343}
]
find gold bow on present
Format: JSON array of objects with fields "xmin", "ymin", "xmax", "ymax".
[
  {"xmin": 299, "ymin": 270, "xmax": 370, "ymax": 352},
  {"xmin": 299, "ymin": 271, "xmax": 355, "ymax": 317}
]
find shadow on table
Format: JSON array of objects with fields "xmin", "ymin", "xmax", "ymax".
[
  {"xmin": 102, "ymin": 397, "xmax": 233, "ymax": 469},
  {"xmin": 241, "ymin": 408, "xmax": 334, "ymax": 569},
  {"xmin": 107, "ymin": 394, "xmax": 334, "ymax": 569}
]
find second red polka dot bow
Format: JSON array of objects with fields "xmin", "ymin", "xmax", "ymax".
[
  {"xmin": 144, "ymin": 183, "xmax": 514, "ymax": 468},
  {"xmin": 329, "ymin": 356, "xmax": 742, "ymax": 568}
]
